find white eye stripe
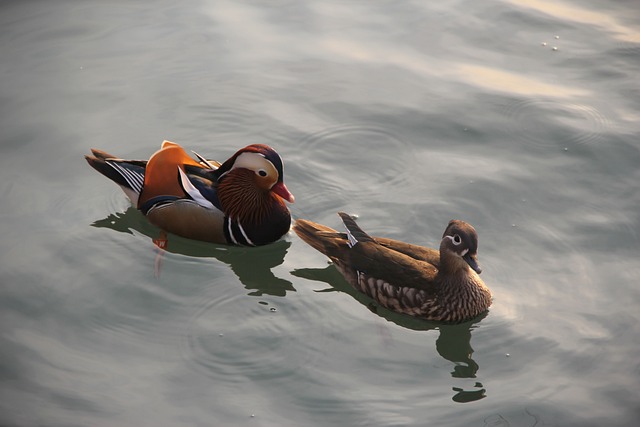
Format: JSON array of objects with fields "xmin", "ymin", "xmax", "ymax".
[
  {"xmin": 445, "ymin": 235, "xmax": 463, "ymax": 246},
  {"xmin": 232, "ymin": 152, "xmax": 278, "ymax": 180}
]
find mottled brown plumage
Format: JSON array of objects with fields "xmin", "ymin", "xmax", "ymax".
[{"xmin": 293, "ymin": 213, "xmax": 492, "ymax": 323}]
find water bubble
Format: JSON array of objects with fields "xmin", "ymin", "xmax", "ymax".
[
  {"xmin": 552, "ymin": 46, "xmax": 559, "ymax": 51},
  {"xmin": 541, "ymin": 42, "xmax": 547, "ymax": 46},
  {"xmin": 269, "ymin": 307, "xmax": 277, "ymax": 312},
  {"xmin": 554, "ymin": 35, "xmax": 560, "ymax": 39}
]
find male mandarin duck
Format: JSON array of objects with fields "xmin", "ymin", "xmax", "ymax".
[
  {"xmin": 293, "ymin": 212, "xmax": 492, "ymax": 323},
  {"xmin": 85, "ymin": 140, "xmax": 295, "ymax": 246}
]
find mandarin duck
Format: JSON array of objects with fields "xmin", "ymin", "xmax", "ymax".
[
  {"xmin": 293, "ymin": 212, "xmax": 491, "ymax": 322},
  {"xmin": 85, "ymin": 140, "xmax": 295, "ymax": 246}
]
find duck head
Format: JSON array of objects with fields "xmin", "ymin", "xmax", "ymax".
[
  {"xmin": 440, "ymin": 220, "xmax": 482, "ymax": 274},
  {"xmin": 217, "ymin": 144, "xmax": 295, "ymax": 203}
]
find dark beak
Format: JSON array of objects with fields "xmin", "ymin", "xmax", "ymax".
[{"xmin": 463, "ymin": 253, "xmax": 482, "ymax": 274}]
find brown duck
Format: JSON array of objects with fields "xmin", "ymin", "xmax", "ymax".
[{"xmin": 293, "ymin": 212, "xmax": 492, "ymax": 322}]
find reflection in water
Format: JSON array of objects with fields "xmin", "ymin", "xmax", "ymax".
[
  {"xmin": 438, "ymin": 319, "xmax": 487, "ymax": 403},
  {"xmin": 91, "ymin": 207, "xmax": 295, "ymax": 296},
  {"xmin": 293, "ymin": 265, "xmax": 488, "ymax": 403}
]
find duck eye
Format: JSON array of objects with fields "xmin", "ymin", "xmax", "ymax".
[
  {"xmin": 452, "ymin": 234, "xmax": 462, "ymax": 245},
  {"xmin": 257, "ymin": 169, "xmax": 268, "ymax": 177}
]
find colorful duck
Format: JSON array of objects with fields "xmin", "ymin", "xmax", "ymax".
[
  {"xmin": 294, "ymin": 212, "xmax": 491, "ymax": 322},
  {"xmin": 86, "ymin": 141, "xmax": 294, "ymax": 246}
]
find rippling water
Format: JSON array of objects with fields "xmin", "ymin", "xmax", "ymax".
[{"xmin": 1, "ymin": 1, "xmax": 639, "ymax": 426}]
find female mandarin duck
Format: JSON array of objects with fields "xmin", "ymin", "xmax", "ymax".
[
  {"xmin": 85, "ymin": 140, "xmax": 295, "ymax": 246},
  {"xmin": 293, "ymin": 212, "xmax": 492, "ymax": 323}
]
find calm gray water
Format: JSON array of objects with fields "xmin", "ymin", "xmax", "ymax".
[{"xmin": 1, "ymin": 1, "xmax": 639, "ymax": 426}]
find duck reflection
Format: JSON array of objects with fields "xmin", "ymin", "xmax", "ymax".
[
  {"xmin": 292, "ymin": 265, "xmax": 488, "ymax": 403},
  {"xmin": 91, "ymin": 207, "xmax": 294, "ymax": 296}
]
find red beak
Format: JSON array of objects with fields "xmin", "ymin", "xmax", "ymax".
[{"xmin": 272, "ymin": 181, "xmax": 295, "ymax": 203}]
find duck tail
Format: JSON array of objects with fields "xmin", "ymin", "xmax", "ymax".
[
  {"xmin": 85, "ymin": 149, "xmax": 146, "ymax": 205},
  {"xmin": 293, "ymin": 219, "xmax": 347, "ymax": 257}
]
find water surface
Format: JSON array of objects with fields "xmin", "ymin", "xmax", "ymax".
[{"xmin": 1, "ymin": 1, "xmax": 639, "ymax": 426}]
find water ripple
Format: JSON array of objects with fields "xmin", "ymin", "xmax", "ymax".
[
  {"xmin": 289, "ymin": 123, "xmax": 417, "ymax": 217},
  {"xmin": 612, "ymin": 41, "xmax": 640, "ymax": 59},
  {"xmin": 84, "ymin": 279, "xmax": 186, "ymax": 356},
  {"xmin": 186, "ymin": 104, "xmax": 268, "ymax": 140},
  {"xmin": 504, "ymin": 98, "xmax": 611, "ymax": 148},
  {"xmin": 181, "ymin": 289, "xmax": 326, "ymax": 383}
]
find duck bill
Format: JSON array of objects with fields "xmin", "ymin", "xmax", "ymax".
[
  {"xmin": 464, "ymin": 253, "xmax": 482, "ymax": 274},
  {"xmin": 272, "ymin": 181, "xmax": 295, "ymax": 203}
]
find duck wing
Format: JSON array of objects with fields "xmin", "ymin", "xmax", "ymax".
[
  {"xmin": 138, "ymin": 141, "xmax": 221, "ymax": 212},
  {"xmin": 334, "ymin": 212, "xmax": 439, "ymax": 292},
  {"xmin": 374, "ymin": 237, "xmax": 440, "ymax": 267},
  {"xmin": 294, "ymin": 214, "xmax": 439, "ymax": 292}
]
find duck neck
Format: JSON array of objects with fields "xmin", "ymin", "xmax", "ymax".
[{"xmin": 438, "ymin": 251, "xmax": 470, "ymax": 277}]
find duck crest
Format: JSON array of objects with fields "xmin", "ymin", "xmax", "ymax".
[{"xmin": 214, "ymin": 144, "xmax": 283, "ymax": 180}]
